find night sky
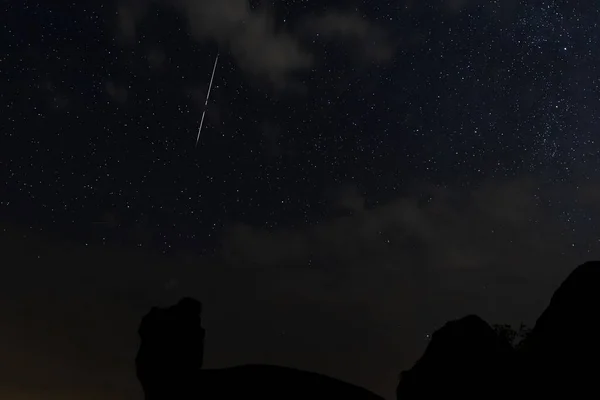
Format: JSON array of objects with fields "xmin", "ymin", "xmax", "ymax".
[{"xmin": 4, "ymin": 0, "xmax": 600, "ymax": 398}]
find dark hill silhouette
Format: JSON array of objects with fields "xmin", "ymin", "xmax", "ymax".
[
  {"xmin": 521, "ymin": 260, "xmax": 600, "ymax": 395},
  {"xmin": 397, "ymin": 261, "xmax": 600, "ymax": 398},
  {"xmin": 136, "ymin": 297, "xmax": 205, "ymax": 399},
  {"xmin": 135, "ymin": 262, "xmax": 600, "ymax": 399},
  {"xmin": 197, "ymin": 365, "xmax": 384, "ymax": 399},
  {"xmin": 396, "ymin": 315, "xmax": 514, "ymax": 399},
  {"xmin": 527, "ymin": 260, "xmax": 600, "ymax": 354},
  {"xmin": 135, "ymin": 298, "xmax": 384, "ymax": 400}
]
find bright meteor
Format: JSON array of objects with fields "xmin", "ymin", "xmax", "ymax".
[{"xmin": 196, "ymin": 53, "xmax": 220, "ymax": 147}]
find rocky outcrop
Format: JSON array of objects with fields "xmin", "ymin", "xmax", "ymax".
[
  {"xmin": 397, "ymin": 315, "xmax": 513, "ymax": 399},
  {"xmin": 522, "ymin": 261, "xmax": 600, "ymax": 394},
  {"xmin": 397, "ymin": 261, "xmax": 600, "ymax": 398},
  {"xmin": 135, "ymin": 297, "xmax": 383, "ymax": 400},
  {"xmin": 134, "ymin": 261, "xmax": 600, "ymax": 399},
  {"xmin": 136, "ymin": 297, "xmax": 205, "ymax": 400}
]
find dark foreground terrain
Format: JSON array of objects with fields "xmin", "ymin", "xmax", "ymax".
[
  {"xmin": 397, "ymin": 261, "xmax": 600, "ymax": 399},
  {"xmin": 136, "ymin": 261, "xmax": 600, "ymax": 399},
  {"xmin": 136, "ymin": 297, "xmax": 383, "ymax": 400}
]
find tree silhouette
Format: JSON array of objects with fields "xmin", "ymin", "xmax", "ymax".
[{"xmin": 492, "ymin": 323, "xmax": 531, "ymax": 349}]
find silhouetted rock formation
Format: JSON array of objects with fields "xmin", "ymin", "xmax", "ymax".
[
  {"xmin": 396, "ymin": 315, "xmax": 513, "ymax": 399},
  {"xmin": 136, "ymin": 262, "xmax": 600, "ymax": 399},
  {"xmin": 136, "ymin": 297, "xmax": 205, "ymax": 400},
  {"xmin": 522, "ymin": 261, "xmax": 600, "ymax": 394},
  {"xmin": 135, "ymin": 298, "xmax": 383, "ymax": 400},
  {"xmin": 397, "ymin": 261, "xmax": 600, "ymax": 399}
]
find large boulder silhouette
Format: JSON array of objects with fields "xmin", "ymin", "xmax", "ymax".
[
  {"xmin": 135, "ymin": 297, "xmax": 384, "ymax": 400},
  {"xmin": 396, "ymin": 314, "xmax": 513, "ymax": 399},
  {"xmin": 521, "ymin": 261, "xmax": 600, "ymax": 393},
  {"xmin": 136, "ymin": 297, "xmax": 205, "ymax": 399},
  {"xmin": 397, "ymin": 261, "xmax": 600, "ymax": 398}
]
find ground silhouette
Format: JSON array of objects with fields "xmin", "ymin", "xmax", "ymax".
[
  {"xmin": 397, "ymin": 315, "xmax": 514, "ymax": 398},
  {"xmin": 519, "ymin": 260, "xmax": 600, "ymax": 396},
  {"xmin": 136, "ymin": 297, "xmax": 206, "ymax": 399},
  {"xmin": 135, "ymin": 298, "xmax": 384, "ymax": 400},
  {"xmin": 396, "ymin": 261, "xmax": 600, "ymax": 399},
  {"xmin": 135, "ymin": 261, "xmax": 600, "ymax": 399}
]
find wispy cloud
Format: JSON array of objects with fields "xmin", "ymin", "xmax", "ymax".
[
  {"xmin": 105, "ymin": 81, "xmax": 129, "ymax": 104},
  {"xmin": 114, "ymin": 1, "xmax": 395, "ymax": 88},
  {"xmin": 299, "ymin": 12, "xmax": 396, "ymax": 63},
  {"xmin": 222, "ymin": 177, "xmax": 599, "ymax": 282}
]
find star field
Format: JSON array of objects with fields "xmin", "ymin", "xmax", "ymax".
[
  {"xmin": 4, "ymin": 1, "xmax": 600, "ymax": 258},
  {"xmin": 6, "ymin": 1, "xmax": 600, "ymax": 399}
]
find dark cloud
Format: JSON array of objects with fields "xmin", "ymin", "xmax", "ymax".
[
  {"xmin": 329, "ymin": 185, "xmax": 366, "ymax": 214},
  {"xmin": 41, "ymin": 80, "xmax": 71, "ymax": 112},
  {"xmin": 403, "ymin": 0, "xmax": 519, "ymax": 20},
  {"xmin": 222, "ymin": 177, "xmax": 600, "ymax": 290},
  {"xmin": 146, "ymin": 47, "xmax": 166, "ymax": 69},
  {"xmin": 4, "ymin": 178, "xmax": 600, "ymax": 399},
  {"xmin": 178, "ymin": 0, "xmax": 312, "ymax": 88},
  {"xmin": 114, "ymin": 1, "xmax": 393, "ymax": 87},
  {"xmin": 0, "ymin": 225, "xmax": 401, "ymax": 398},
  {"xmin": 444, "ymin": 0, "xmax": 521, "ymax": 20},
  {"xmin": 217, "ymin": 177, "xmax": 600, "ymax": 394},
  {"xmin": 105, "ymin": 80, "xmax": 129, "ymax": 104},
  {"xmin": 299, "ymin": 12, "xmax": 396, "ymax": 63},
  {"xmin": 115, "ymin": 0, "xmax": 148, "ymax": 45},
  {"xmin": 115, "ymin": 0, "xmax": 311, "ymax": 87}
]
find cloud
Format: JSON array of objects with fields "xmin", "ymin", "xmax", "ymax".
[
  {"xmin": 114, "ymin": 1, "xmax": 393, "ymax": 87},
  {"xmin": 401, "ymin": 0, "xmax": 519, "ymax": 20},
  {"xmin": 222, "ymin": 177, "xmax": 600, "ymax": 282},
  {"xmin": 218, "ymin": 177, "xmax": 600, "ymax": 393},
  {"xmin": 115, "ymin": 0, "xmax": 312, "ymax": 87},
  {"xmin": 300, "ymin": 12, "xmax": 396, "ymax": 63},
  {"xmin": 444, "ymin": 0, "xmax": 473, "ymax": 13},
  {"xmin": 146, "ymin": 47, "xmax": 166, "ymax": 69},
  {"xmin": 177, "ymin": 0, "xmax": 313, "ymax": 88},
  {"xmin": 115, "ymin": 0, "xmax": 148, "ymax": 45},
  {"xmin": 0, "ymin": 223, "xmax": 398, "ymax": 398},
  {"xmin": 330, "ymin": 185, "xmax": 366, "ymax": 214},
  {"xmin": 219, "ymin": 176, "xmax": 600, "ymax": 382},
  {"xmin": 42, "ymin": 80, "xmax": 71, "ymax": 112},
  {"xmin": 105, "ymin": 81, "xmax": 129, "ymax": 104},
  {"xmin": 5, "ymin": 177, "xmax": 600, "ymax": 398}
]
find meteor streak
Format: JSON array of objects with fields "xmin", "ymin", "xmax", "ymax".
[{"xmin": 196, "ymin": 53, "xmax": 220, "ymax": 147}]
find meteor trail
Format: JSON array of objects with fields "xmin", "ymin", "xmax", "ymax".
[{"xmin": 196, "ymin": 52, "xmax": 220, "ymax": 147}]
